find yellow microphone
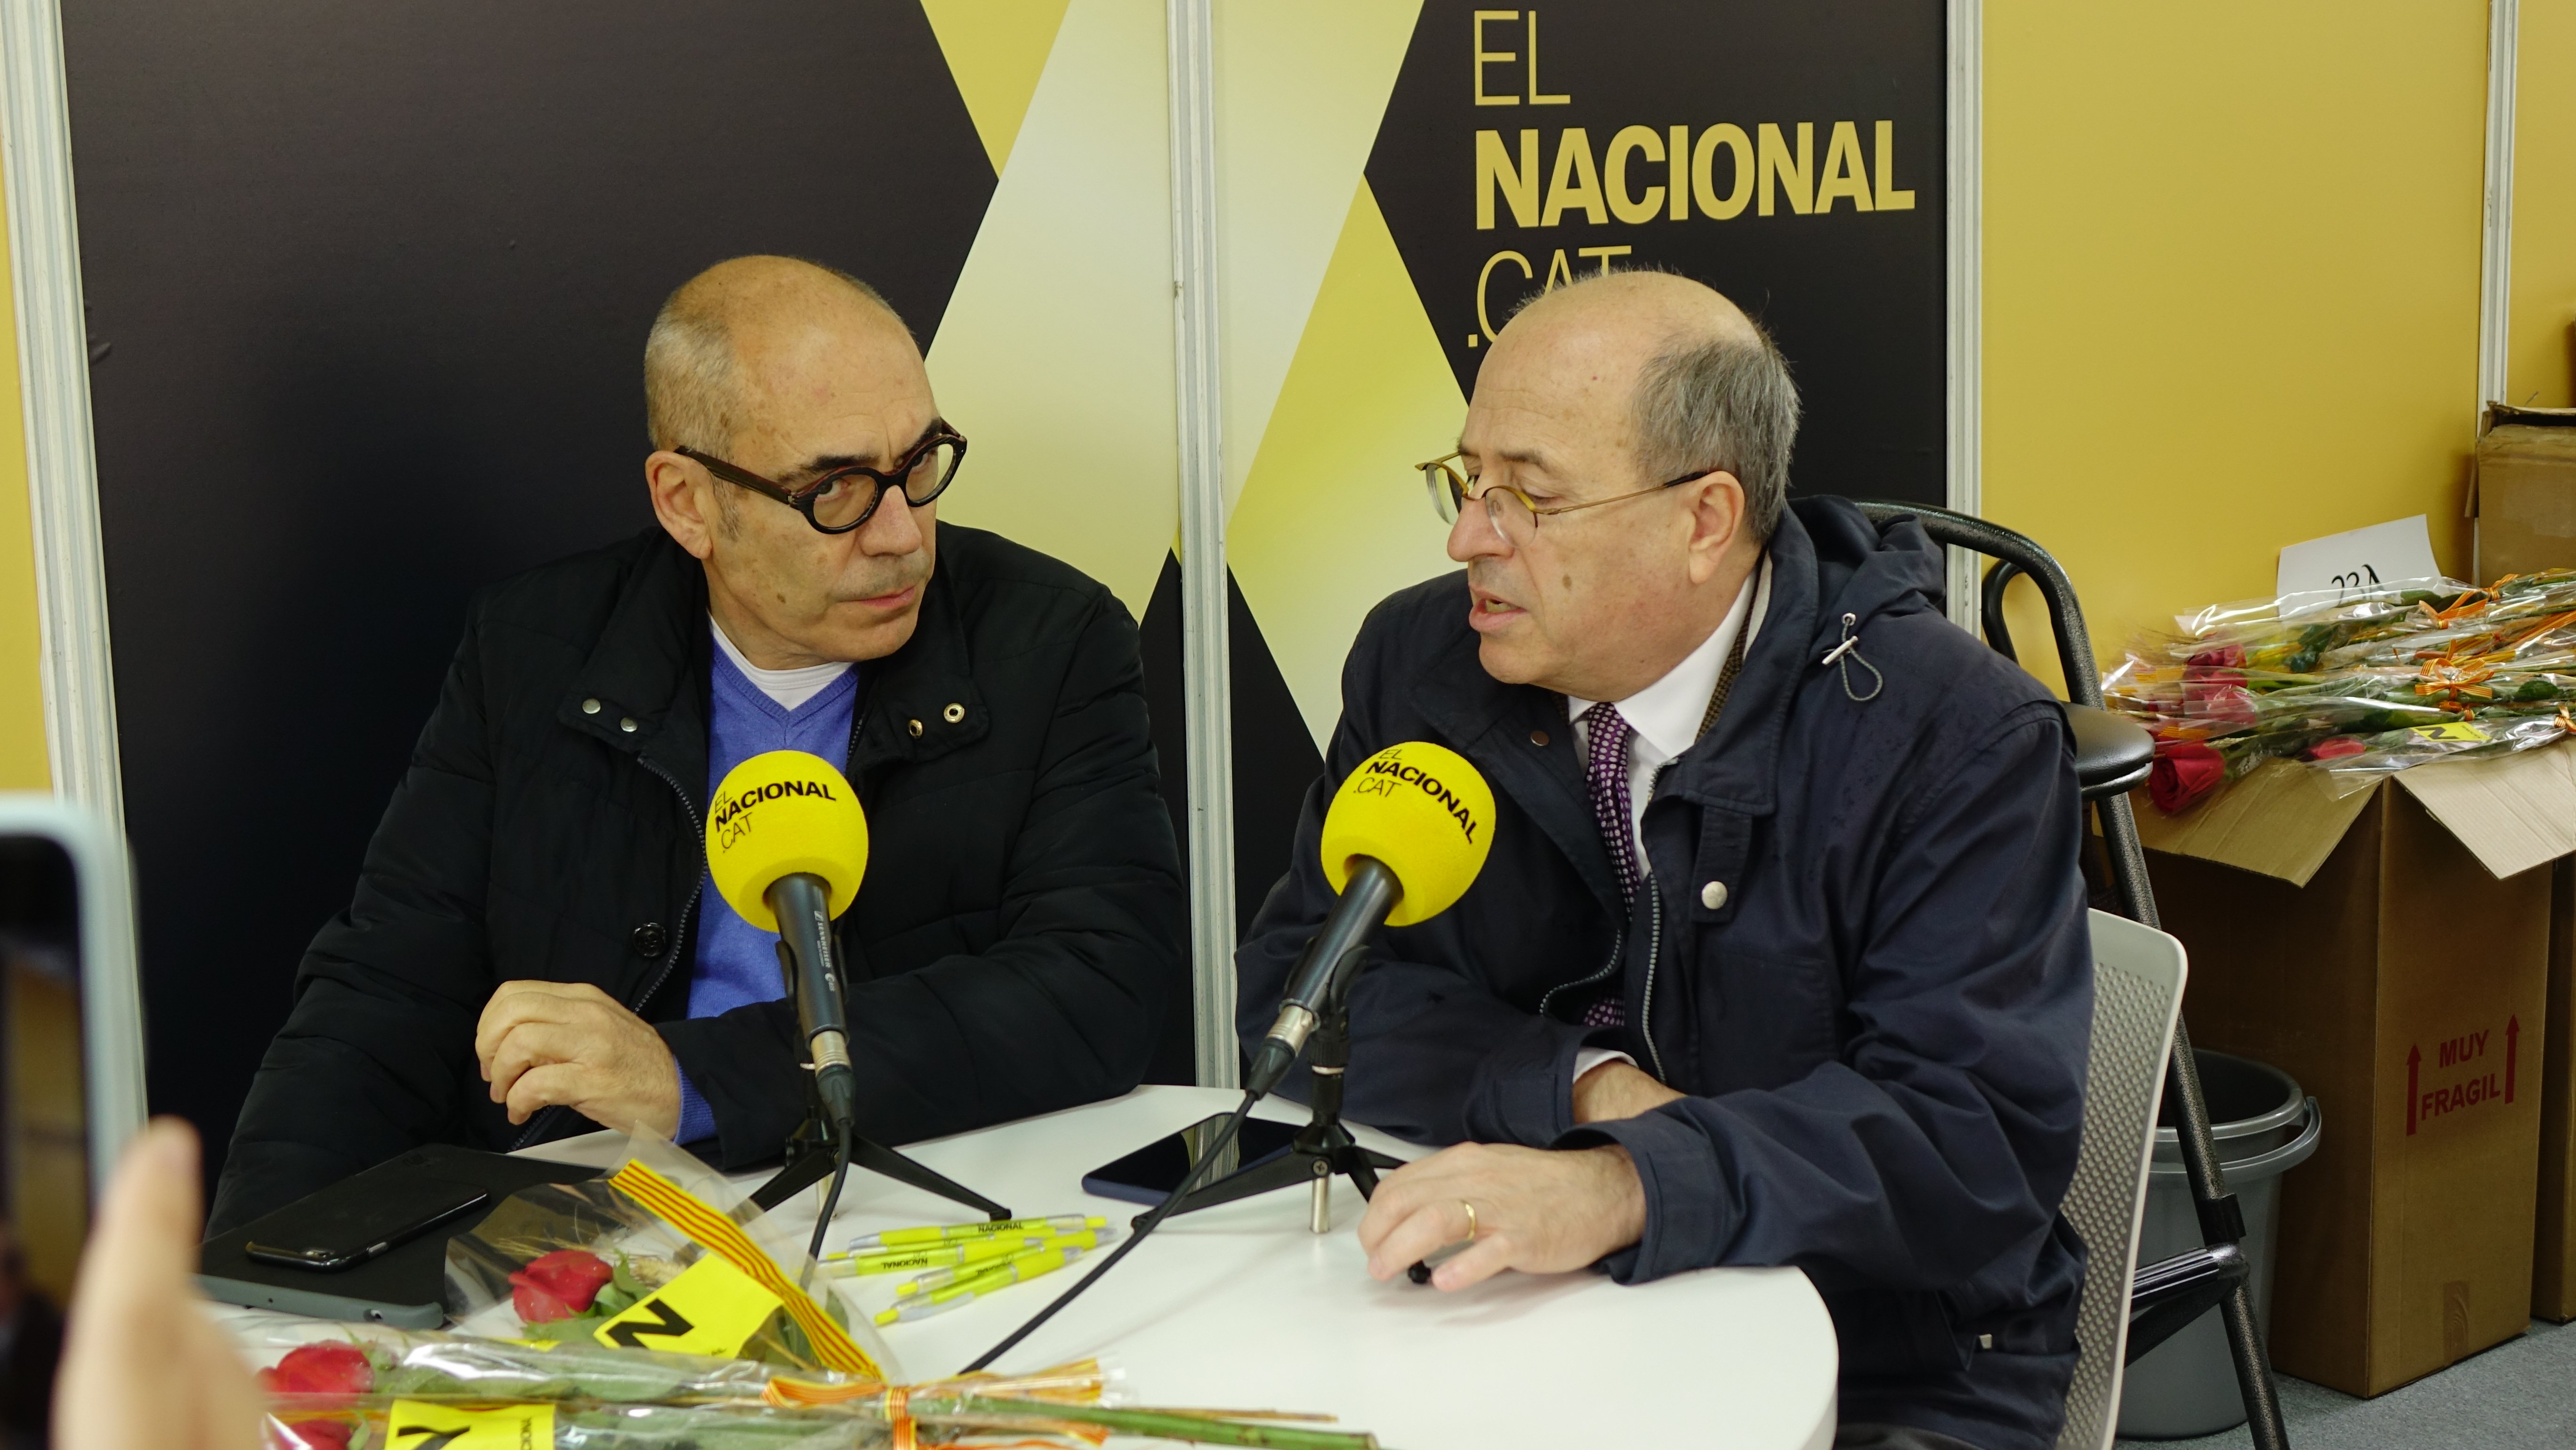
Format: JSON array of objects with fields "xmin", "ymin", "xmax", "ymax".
[
  {"xmin": 706, "ymin": 750, "xmax": 869, "ymax": 1129},
  {"xmin": 1246, "ymin": 741, "xmax": 1496, "ymax": 1095}
]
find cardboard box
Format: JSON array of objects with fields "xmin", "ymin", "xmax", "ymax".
[
  {"xmin": 2472, "ymin": 404, "xmax": 2576, "ymax": 583},
  {"xmin": 2135, "ymin": 746, "xmax": 2576, "ymax": 1396},
  {"xmin": 2539, "ymin": 858, "xmax": 2576, "ymax": 1321}
]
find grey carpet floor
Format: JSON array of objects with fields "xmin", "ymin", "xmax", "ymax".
[{"xmin": 2112, "ymin": 1318, "xmax": 2576, "ymax": 1450}]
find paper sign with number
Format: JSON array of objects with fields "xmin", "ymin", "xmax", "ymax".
[
  {"xmin": 386, "ymin": 1401, "xmax": 554, "ymax": 1450},
  {"xmin": 2275, "ymin": 515, "xmax": 2443, "ymax": 604},
  {"xmin": 2410, "ymin": 721, "xmax": 2492, "ymax": 742},
  {"xmin": 591, "ymin": 1251, "xmax": 783, "ymax": 1358}
]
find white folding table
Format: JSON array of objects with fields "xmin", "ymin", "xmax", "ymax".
[{"xmin": 516, "ymin": 1084, "xmax": 1840, "ymax": 1449}]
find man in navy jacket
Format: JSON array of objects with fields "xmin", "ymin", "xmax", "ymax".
[{"xmin": 1237, "ymin": 273, "xmax": 2092, "ymax": 1450}]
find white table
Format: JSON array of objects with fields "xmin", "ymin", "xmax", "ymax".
[{"xmin": 527, "ymin": 1085, "xmax": 1839, "ymax": 1450}]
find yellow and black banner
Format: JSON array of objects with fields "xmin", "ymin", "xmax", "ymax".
[{"xmin": 66, "ymin": 0, "xmax": 1943, "ymax": 1145}]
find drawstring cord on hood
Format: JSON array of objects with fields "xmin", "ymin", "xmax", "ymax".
[{"xmin": 1821, "ymin": 612, "xmax": 1884, "ymax": 702}]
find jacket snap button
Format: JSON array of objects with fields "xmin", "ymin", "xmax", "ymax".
[
  {"xmin": 1700, "ymin": 880, "xmax": 1729, "ymax": 910},
  {"xmin": 908, "ymin": 718, "xmax": 925, "ymax": 738},
  {"xmin": 1530, "ymin": 728, "xmax": 1550, "ymax": 747},
  {"xmin": 620, "ymin": 717, "xmax": 638, "ymax": 733},
  {"xmin": 630, "ymin": 921, "xmax": 668, "ymax": 957},
  {"xmin": 581, "ymin": 698, "xmax": 602, "ymax": 715},
  {"xmin": 942, "ymin": 702, "xmax": 966, "ymax": 725}
]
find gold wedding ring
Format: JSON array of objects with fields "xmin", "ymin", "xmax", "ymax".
[{"xmin": 1458, "ymin": 1199, "xmax": 1479, "ymax": 1245}]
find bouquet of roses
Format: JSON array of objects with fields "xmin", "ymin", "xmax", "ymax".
[
  {"xmin": 248, "ymin": 1320, "xmax": 1382, "ymax": 1450},
  {"xmin": 443, "ymin": 1133, "xmax": 897, "ymax": 1380},
  {"xmin": 2108, "ymin": 569, "xmax": 2576, "ymax": 813}
]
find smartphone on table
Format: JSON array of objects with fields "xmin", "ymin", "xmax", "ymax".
[
  {"xmin": 243, "ymin": 1171, "xmax": 491, "ymax": 1271},
  {"xmin": 1080, "ymin": 1112, "xmax": 1303, "ymax": 1205}
]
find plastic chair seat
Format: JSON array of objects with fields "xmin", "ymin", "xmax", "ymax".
[{"xmin": 2068, "ymin": 704, "xmax": 2153, "ymax": 802}]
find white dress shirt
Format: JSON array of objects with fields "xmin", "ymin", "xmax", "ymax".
[{"xmin": 1565, "ymin": 555, "xmax": 1771, "ymax": 1084}]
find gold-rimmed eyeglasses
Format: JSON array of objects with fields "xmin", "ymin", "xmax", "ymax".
[{"xmin": 1414, "ymin": 451, "xmax": 1711, "ymax": 544}]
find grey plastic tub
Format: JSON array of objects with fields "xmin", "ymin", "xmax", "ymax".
[{"xmin": 2114, "ymin": 1050, "xmax": 2323, "ymax": 1440}]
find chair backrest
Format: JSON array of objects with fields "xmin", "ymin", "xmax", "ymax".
[
  {"xmin": 1852, "ymin": 500, "xmax": 2108, "ymax": 710},
  {"xmin": 2054, "ymin": 910, "xmax": 2189, "ymax": 1450}
]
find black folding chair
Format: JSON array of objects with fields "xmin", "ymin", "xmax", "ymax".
[{"xmin": 1855, "ymin": 502, "xmax": 2290, "ymax": 1450}]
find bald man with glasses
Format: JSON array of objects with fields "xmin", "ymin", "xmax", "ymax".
[
  {"xmin": 211, "ymin": 256, "xmax": 1184, "ymax": 1232},
  {"xmin": 1239, "ymin": 272, "xmax": 2093, "ymax": 1450}
]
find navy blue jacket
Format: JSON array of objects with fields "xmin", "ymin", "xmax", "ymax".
[{"xmin": 1239, "ymin": 499, "xmax": 2093, "ymax": 1450}]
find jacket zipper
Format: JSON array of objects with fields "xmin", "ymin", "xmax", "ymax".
[
  {"xmin": 1638, "ymin": 880, "xmax": 1669, "ymax": 1082},
  {"xmin": 1632, "ymin": 759, "xmax": 1673, "ymax": 1084},
  {"xmin": 507, "ymin": 749, "xmax": 705, "ymax": 1152},
  {"xmin": 1539, "ymin": 928, "xmax": 1625, "ymax": 1018}
]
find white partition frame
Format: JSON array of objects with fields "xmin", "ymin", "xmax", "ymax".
[
  {"xmin": 1946, "ymin": 0, "xmax": 1984, "ymax": 633},
  {"xmin": 2, "ymin": 0, "xmax": 122, "ymax": 823},
  {"xmin": 2477, "ymin": 0, "xmax": 2519, "ymax": 420},
  {"xmin": 1167, "ymin": 0, "xmax": 1238, "ymax": 1087}
]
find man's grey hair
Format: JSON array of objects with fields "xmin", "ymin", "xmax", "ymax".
[
  {"xmin": 1632, "ymin": 317, "xmax": 1800, "ymax": 540},
  {"xmin": 642, "ymin": 260, "xmax": 899, "ymax": 455}
]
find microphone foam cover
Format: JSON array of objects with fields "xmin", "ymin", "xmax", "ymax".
[
  {"xmin": 705, "ymin": 750, "xmax": 869, "ymax": 932},
  {"xmin": 1320, "ymin": 741, "xmax": 1495, "ymax": 926}
]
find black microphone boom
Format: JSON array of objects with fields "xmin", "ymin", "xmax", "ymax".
[{"xmin": 1244, "ymin": 856, "xmax": 1401, "ymax": 1097}]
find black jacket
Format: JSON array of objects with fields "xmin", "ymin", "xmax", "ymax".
[
  {"xmin": 212, "ymin": 524, "xmax": 1185, "ymax": 1233},
  {"xmin": 1239, "ymin": 499, "xmax": 2093, "ymax": 1450}
]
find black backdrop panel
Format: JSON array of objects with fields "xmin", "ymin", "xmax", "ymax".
[
  {"xmin": 61, "ymin": 0, "xmax": 996, "ymax": 1192},
  {"xmin": 1368, "ymin": 0, "xmax": 1948, "ymax": 505}
]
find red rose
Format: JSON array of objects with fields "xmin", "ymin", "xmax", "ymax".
[
  {"xmin": 2149, "ymin": 741, "xmax": 2227, "ymax": 814},
  {"xmin": 274, "ymin": 1419, "xmax": 354, "ymax": 1450},
  {"xmin": 509, "ymin": 1248, "xmax": 613, "ymax": 1322},
  {"xmin": 258, "ymin": 1343, "xmax": 374, "ymax": 1400},
  {"xmin": 512, "ymin": 1279, "xmax": 579, "ymax": 1324},
  {"xmin": 2186, "ymin": 644, "xmax": 2246, "ymax": 670},
  {"xmin": 2307, "ymin": 736, "xmax": 2367, "ymax": 761}
]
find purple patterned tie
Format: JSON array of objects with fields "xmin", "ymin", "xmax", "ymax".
[{"xmin": 1580, "ymin": 701, "xmax": 1637, "ymax": 1028}]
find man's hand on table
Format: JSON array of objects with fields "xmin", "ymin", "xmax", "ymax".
[
  {"xmin": 1573, "ymin": 1059, "xmax": 1686, "ymax": 1124},
  {"xmin": 476, "ymin": 981, "xmax": 681, "ymax": 1136},
  {"xmin": 1356, "ymin": 1142, "xmax": 1647, "ymax": 1290}
]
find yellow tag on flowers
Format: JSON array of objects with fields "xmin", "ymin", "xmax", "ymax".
[
  {"xmin": 591, "ymin": 1251, "xmax": 782, "ymax": 1358},
  {"xmin": 386, "ymin": 1400, "xmax": 554, "ymax": 1448},
  {"xmin": 2410, "ymin": 721, "xmax": 2491, "ymax": 742}
]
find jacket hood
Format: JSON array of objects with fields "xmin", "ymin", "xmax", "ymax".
[{"xmin": 1788, "ymin": 495, "xmax": 1946, "ymax": 652}]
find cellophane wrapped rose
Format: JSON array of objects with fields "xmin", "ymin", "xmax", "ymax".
[{"xmin": 2107, "ymin": 569, "xmax": 2576, "ymax": 812}]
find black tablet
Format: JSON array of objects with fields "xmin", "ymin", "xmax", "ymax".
[{"xmin": 199, "ymin": 1142, "xmax": 601, "ymax": 1327}]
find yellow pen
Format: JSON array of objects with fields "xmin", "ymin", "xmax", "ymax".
[
  {"xmin": 872, "ymin": 1244, "xmax": 1093, "ymax": 1325},
  {"xmin": 844, "ymin": 1214, "xmax": 1103, "ymax": 1254},
  {"xmin": 895, "ymin": 1227, "xmax": 1115, "ymax": 1296},
  {"xmin": 821, "ymin": 1233, "xmax": 1055, "ymax": 1274}
]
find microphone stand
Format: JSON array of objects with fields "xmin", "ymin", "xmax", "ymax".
[
  {"xmin": 748, "ymin": 1079, "xmax": 1008, "ymax": 1221},
  {"xmin": 748, "ymin": 902, "xmax": 1010, "ymax": 1221},
  {"xmin": 1151, "ymin": 966, "xmax": 1396, "ymax": 1230}
]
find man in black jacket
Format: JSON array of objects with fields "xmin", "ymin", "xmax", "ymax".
[
  {"xmin": 211, "ymin": 257, "xmax": 1184, "ymax": 1232},
  {"xmin": 1240, "ymin": 273, "xmax": 2091, "ymax": 1450}
]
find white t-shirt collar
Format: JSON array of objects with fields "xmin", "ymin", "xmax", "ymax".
[{"xmin": 710, "ymin": 614, "xmax": 855, "ymax": 712}]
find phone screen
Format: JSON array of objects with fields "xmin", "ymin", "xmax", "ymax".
[
  {"xmin": 1080, "ymin": 1112, "xmax": 1303, "ymax": 1205},
  {"xmin": 0, "ymin": 833, "xmax": 85, "ymax": 1433}
]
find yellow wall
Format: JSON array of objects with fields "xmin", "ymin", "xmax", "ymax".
[
  {"xmin": 0, "ymin": 164, "xmax": 45, "ymax": 791},
  {"xmin": 1983, "ymin": 3, "xmax": 2492, "ymax": 695},
  {"xmin": 2512, "ymin": 0, "xmax": 2576, "ymax": 409}
]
